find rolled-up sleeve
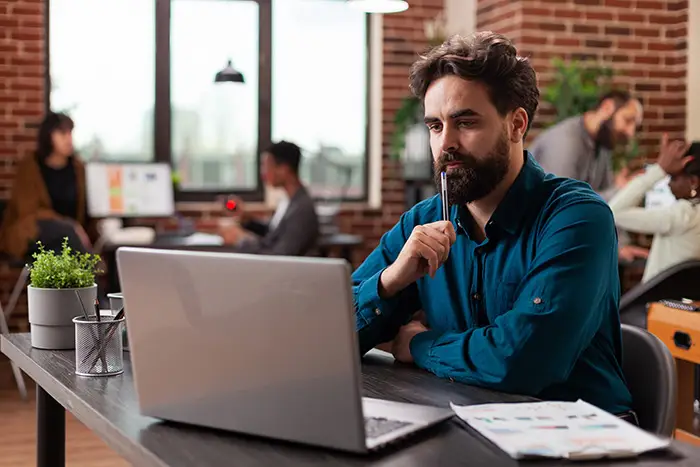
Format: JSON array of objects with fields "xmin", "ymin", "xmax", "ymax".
[
  {"xmin": 352, "ymin": 213, "xmax": 421, "ymax": 355},
  {"xmin": 409, "ymin": 198, "xmax": 617, "ymax": 395}
]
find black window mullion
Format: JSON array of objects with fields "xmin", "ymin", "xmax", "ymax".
[{"xmin": 154, "ymin": 0, "xmax": 171, "ymax": 166}]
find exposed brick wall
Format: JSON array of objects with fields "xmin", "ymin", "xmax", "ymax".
[
  {"xmin": 477, "ymin": 0, "xmax": 688, "ymax": 158},
  {"xmin": 0, "ymin": 0, "xmax": 45, "ymax": 199}
]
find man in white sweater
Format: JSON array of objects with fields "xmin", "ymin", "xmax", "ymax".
[{"xmin": 609, "ymin": 135, "xmax": 697, "ymax": 283}]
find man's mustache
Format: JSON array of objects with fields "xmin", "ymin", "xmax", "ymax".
[{"xmin": 436, "ymin": 151, "xmax": 478, "ymax": 170}]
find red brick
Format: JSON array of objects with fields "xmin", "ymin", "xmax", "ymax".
[
  {"xmin": 553, "ymin": 38, "xmax": 580, "ymax": 47},
  {"xmin": 617, "ymin": 40, "xmax": 645, "ymax": 50},
  {"xmin": 635, "ymin": 0, "xmax": 664, "ymax": 9},
  {"xmin": 635, "ymin": 27, "xmax": 660, "ymax": 37},
  {"xmin": 606, "ymin": 0, "xmax": 633, "ymax": 6},
  {"xmin": 587, "ymin": 11, "xmax": 614, "ymax": 21},
  {"xmin": 648, "ymin": 42, "xmax": 676, "ymax": 51},
  {"xmin": 573, "ymin": 24, "xmax": 599, "ymax": 34},
  {"xmin": 605, "ymin": 26, "xmax": 631, "ymax": 36},
  {"xmin": 634, "ymin": 56, "xmax": 661, "ymax": 65},
  {"xmin": 617, "ymin": 12, "xmax": 645, "ymax": 22},
  {"xmin": 553, "ymin": 8, "xmax": 581, "ymax": 19}
]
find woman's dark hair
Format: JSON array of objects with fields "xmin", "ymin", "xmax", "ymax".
[
  {"xmin": 36, "ymin": 112, "xmax": 74, "ymax": 160},
  {"xmin": 409, "ymin": 31, "xmax": 539, "ymax": 135},
  {"xmin": 682, "ymin": 145, "xmax": 700, "ymax": 177}
]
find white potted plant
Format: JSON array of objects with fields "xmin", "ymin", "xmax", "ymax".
[{"xmin": 27, "ymin": 238, "xmax": 102, "ymax": 349}]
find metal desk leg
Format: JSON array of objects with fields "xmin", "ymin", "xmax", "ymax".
[{"xmin": 37, "ymin": 386, "xmax": 65, "ymax": 467}]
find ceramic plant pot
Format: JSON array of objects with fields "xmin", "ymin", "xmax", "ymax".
[{"xmin": 27, "ymin": 284, "xmax": 98, "ymax": 350}]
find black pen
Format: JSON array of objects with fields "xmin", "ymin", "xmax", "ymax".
[
  {"xmin": 94, "ymin": 299, "xmax": 107, "ymax": 371},
  {"xmin": 440, "ymin": 171, "xmax": 449, "ymax": 221}
]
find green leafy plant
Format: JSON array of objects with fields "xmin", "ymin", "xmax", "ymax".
[
  {"xmin": 541, "ymin": 58, "xmax": 614, "ymax": 124},
  {"xmin": 390, "ymin": 96, "xmax": 423, "ymax": 160},
  {"xmin": 29, "ymin": 238, "xmax": 102, "ymax": 289}
]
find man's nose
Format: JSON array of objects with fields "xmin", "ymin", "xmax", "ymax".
[{"xmin": 439, "ymin": 126, "xmax": 459, "ymax": 154}]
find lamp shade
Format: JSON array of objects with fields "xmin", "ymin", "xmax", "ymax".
[
  {"xmin": 347, "ymin": 0, "xmax": 408, "ymax": 14},
  {"xmin": 214, "ymin": 60, "xmax": 245, "ymax": 83}
]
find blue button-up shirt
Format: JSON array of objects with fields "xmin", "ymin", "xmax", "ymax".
[{"xmin": 352, "ymin": 152, "xmax": 632, "ymax": 415}]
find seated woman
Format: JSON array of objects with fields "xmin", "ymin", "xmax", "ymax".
[
  {"xmin": 609, "ymin": 135, "xmax": 698, "ymax": 283},
  {"xmin": 0, "ymin": 112, "xmax": 94, "ymax": 260}
]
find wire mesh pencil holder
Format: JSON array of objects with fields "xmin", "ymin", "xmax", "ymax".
[{"xmin": 73, "ymin": 316, "xmax": 125, "ymax": 377}]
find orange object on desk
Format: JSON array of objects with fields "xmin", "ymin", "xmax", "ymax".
[{"xmin": 647, "ymin": 300, "xmax": 700, "ymax": 446}]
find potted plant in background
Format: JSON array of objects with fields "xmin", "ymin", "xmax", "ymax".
[{"xmin": 27, "ymin": 238, "xmax": 102, "ymax": 349}]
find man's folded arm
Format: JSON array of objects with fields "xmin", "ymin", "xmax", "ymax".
[
  {"xmin": 352, "ymin": 213, "xmax": 422, "ymax": 355},
  {"xmin": 409, "ymin": 199, "xmax": 616, "ymax": 395}
]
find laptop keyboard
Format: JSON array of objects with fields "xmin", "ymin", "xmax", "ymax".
[{"xmin": 364, "ymin": 416, "xmax": 412, "ymax": 439}]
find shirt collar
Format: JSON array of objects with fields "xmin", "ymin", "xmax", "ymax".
[{"xmin": 455, "ymin": 151, "xmax": 545, "ymax": 238}]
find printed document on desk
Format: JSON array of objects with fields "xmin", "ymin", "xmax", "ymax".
[{"xmin": 450, "ymin": 399, "xmax": 670, "ymax": 460}]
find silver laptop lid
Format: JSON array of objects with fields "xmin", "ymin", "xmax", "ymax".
[{"xmin": 116, "ymin": 247, "xmax": 366, "ymax": 451}]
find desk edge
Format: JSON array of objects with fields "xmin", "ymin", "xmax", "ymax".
[{"xmin": 1, "ymin": 334, "xmax": 168, "ymax": 467}]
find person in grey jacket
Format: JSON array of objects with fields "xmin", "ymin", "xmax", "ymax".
[
  {"xmin": 529, "ymin": 90, "xmax": 647, "ymax": 262},
  {"xmin": 221, "ymin": 140, "xmax": 319, "ymax": 256}
]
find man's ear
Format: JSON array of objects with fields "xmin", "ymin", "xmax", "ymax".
[{"xmin": 509, "ymin": 108, "xmax": 529, "ymax": 143}]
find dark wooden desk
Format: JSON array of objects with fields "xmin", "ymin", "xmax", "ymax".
[{"xmin": 2, "ymin": 333, "xmax": 698, "ymax": 467}]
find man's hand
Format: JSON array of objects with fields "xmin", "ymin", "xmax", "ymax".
[
  {"xmin": 391, "ymin": 320, "xmax": 429, "ymax": 363},
  {"xmin": 379, "ymin": 221, "xmax": 456, "ymax": 298},
  {"xmin": 618, "ymin": 245, "xmax": 649, "ymax": 263},
  {"xmin": 220, "ymin": 223, "xmax": 253, "ymax": 246},
  {"xmin": 657, "ymin": 133, "xmax": 693, "ymax": 176},
  {"xmin": 218, "ymin": 195, "xmax": 248, "ymax": 221}
]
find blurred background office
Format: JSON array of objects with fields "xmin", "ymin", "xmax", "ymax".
[{"xmin": 0, "ymin": 0, "xmax": 699, "ymax": 463}]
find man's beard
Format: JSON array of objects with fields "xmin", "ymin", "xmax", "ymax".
[
  {"xmin": 597, "ymin": 115, "xmax": 628, "ymax": 150},
  {"xmin": 433, "ymin": 130, "xmax": 511, "ymax": 206}
]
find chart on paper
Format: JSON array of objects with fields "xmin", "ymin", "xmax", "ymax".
[{"xmin": 450, "ymin": 399, "xmax": 670, "ymax": 460}]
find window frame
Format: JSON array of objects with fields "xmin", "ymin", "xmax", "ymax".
[{"xmin": 46, "ymin": 0, "xmax": 371, "ymax": 203}]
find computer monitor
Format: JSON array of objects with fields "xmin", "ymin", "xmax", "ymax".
[{"xmin": 86, "ymin": 162, "xmax": 175, "ymax": 218}]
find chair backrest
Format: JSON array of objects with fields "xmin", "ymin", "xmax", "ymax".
[
  {"xmin": 621, "ymin": 324, "xmax": 677, "ymax": 437},
  {"xmin": 619, "ymin": 260, "xmax": 700, "ymax": 328}
]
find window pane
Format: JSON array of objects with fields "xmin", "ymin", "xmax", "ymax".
[
  {"xmin": 272, "ymin": 0, "xmax": 367, "ymax": 199},
  {"xmin": 171, "ymin": 0, "xmax": 260, "ymax": 191},
  {"xmin": 49, "ymin": 0, "xmax": 155, "ymax": 162}
]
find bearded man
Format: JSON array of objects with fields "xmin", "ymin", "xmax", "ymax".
[{"xmin": 350, "ymin": 32, "xmax": 635, "ymax": 421}]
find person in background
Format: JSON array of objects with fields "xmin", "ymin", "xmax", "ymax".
[
  {"xmin": 529, "ymin": 90, "xmax": 648, "ymax": 262},
  {"xmin": 0, "ymin": 112, "xmax": 93, "ymax": 260},
  {"xmin": 351, "ymin": 32, "xmax": 633, "ymax": 418},
  {"xmin": 609, "ymin": 136, "xmax": 697, "ymax": 283},
  {"xmin": 220, "ymin": 140, "xmax": 319, "ymax": 256}
]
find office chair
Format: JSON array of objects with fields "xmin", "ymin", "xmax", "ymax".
[
  {"xmin": 0, "ymin": 200, "xmax": 29, "ymax": 400},
  {"xmin": 621, "ymin": 324, "xmax": 676, "ymax": 437},
  {"xmin": 619, "ymin": 260, "xmax": 700, "ymax": 329}
]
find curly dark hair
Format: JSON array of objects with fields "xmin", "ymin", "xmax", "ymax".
[{"xmin": 409, "ymin": 31, "xmax": 539, "ymax": 135}]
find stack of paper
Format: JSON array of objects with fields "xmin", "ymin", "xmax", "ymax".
[{"xmin": 450, "ymin": 400, "xmax": 670, "ymax": 460}]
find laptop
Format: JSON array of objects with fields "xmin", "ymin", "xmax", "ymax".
[{"xmin": 116, "ymin": 247, "xmax": 453, "ymax": 453}]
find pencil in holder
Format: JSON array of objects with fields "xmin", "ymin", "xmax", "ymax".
[{"xmin": 73, "ymin": 315, "xmax": 125, "ymax": 377}]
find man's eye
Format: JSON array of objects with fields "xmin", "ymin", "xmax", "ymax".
[
  {"xmin": 427, "ymin": 124, "xmax": 442, "ymax": 132},
  {"xmin": 458, "ymin": 120, "xmax": 476, "ymax": 128}
]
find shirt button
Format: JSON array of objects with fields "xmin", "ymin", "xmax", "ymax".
[
  {"xmin": 374, "ymin": 308, "xmax": 381, "ymax": 316},
  {"xmin": 472, "ymin": 293, "xmax": 481, "ymax": 301},
  {"xmin": 533, "ymin": 297, "xmax": 542, "ymax": 304}
]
